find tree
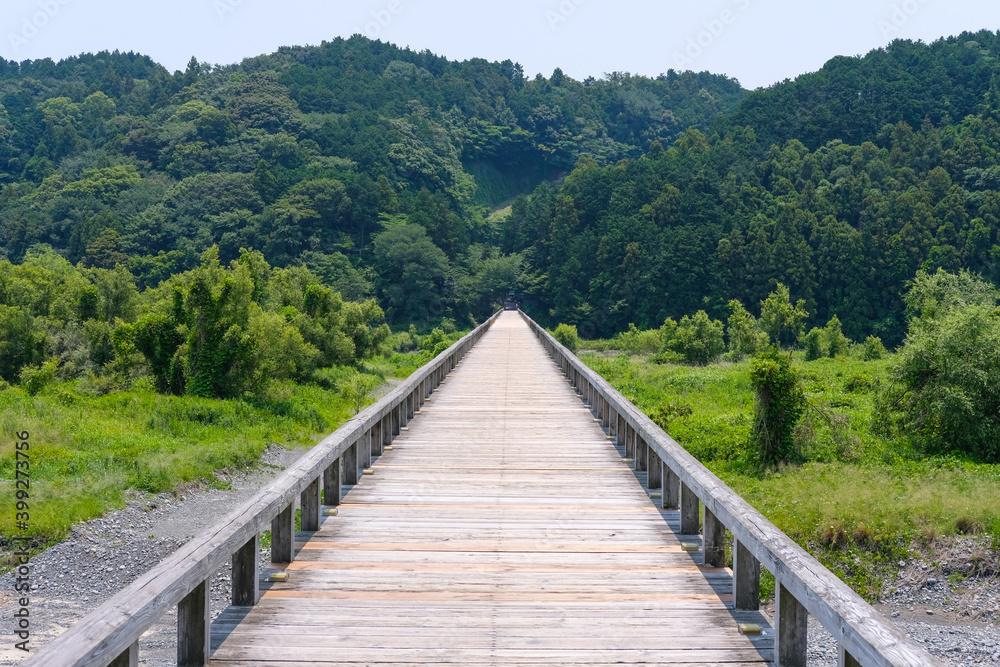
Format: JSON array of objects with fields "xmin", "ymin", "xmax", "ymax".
[
  {"xmin": 726, "ymin": 300, "xmax": 768, "ymax": 359},
  {"xmin": 553, "ymin": 323, "xmax": 580, "ymax": 352},
  {"xmin": 666, "ymin": 310, "xmax": 725, "ymax": 365},
  {"xmin": 876, "ymin": 271, "xmax": 1000, "ymax": 462},
  {"xmin": 372, "ymin": 224, "xmax": 449, "ymax": 323},
  {"xmin": 759, "ymin": 283, "xmax": 809, "ymax": 348}
]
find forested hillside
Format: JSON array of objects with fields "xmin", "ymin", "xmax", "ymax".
[
  {"xmin": 0, "ymin": 36, "xmax": 743, "ymax": 327},
  {"xmin": 513, "ymin": 30, "xmax": 1000, "ymax": 345}
]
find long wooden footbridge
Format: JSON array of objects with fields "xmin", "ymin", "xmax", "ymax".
[{"xmin": 28, "ymin": 311, "xmax": 938, "ymax": 666}]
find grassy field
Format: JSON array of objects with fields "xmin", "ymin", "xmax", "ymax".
[
  {"xmin": 579, "ymin": 350, "xmax": 1000, "ymax": 598},
  {"xmin": 0, "ymin": 334, "xmax": 461, "ymax": 560}
]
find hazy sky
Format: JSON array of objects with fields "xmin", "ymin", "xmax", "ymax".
[{"xmin": 3, "ymin": 0, "xmax": 1000, "ymax": 89}]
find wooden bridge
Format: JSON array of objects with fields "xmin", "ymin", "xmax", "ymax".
[{"xmin": 27, "ymin": 312, "xmax": 938, "ymax": 667}]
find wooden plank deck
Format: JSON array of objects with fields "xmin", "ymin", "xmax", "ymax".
[{"xmin": 209, "ymin": 311, "xmax": 772, "ymax": 665}]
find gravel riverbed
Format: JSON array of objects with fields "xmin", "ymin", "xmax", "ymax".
[{"xmin": 2, "ymin": 444, "xmax": 997, "ymax": 665}]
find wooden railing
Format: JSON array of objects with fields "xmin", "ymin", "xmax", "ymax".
[
  {"xmin": 26, "ymin": 311, "xmax": 502, "ymax": 667},
  {"xmin": 523, "ymin": 312, "xmax": 940, "ymax": 667}
]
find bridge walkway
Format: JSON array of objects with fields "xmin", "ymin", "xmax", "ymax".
[{"xmin": 209, "ymin": 311, "xmax": 772, "ymax": 665}]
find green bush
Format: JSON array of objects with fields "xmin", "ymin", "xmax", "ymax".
[
  {"xmin": 552, "ymin": 323, "xmax": 580, "ymax": 353},
  {"xmin": 750, "ymin": 347, "xmax": 805, "ymax": 466},
  {"xmin": 824, "ymin": 315, "xmax": 850, "ymax": 357},
  {"xmin": 20, "ymin": 359, "xmax": 60, "ymax": 396},
  {"xmin": 615, "ymin": 323, "xmax": 663, "ymax": 354},
  {"xmin": 803, "ymin": 328, "xmax": 825, "ymax": 361},
  {"xmin": 665, "ymin": 311, "xmax": 725, "ymax": 365},
  {"xmin": 877, "ymin": 304, "xmax": 1000, "ymax": 462},
  {"xmin": 862, "ymin": 335, "xmax": 887, "ymax": 361},
  {"xmin": 726, "ymin": 300, "xmax": 769, "ymax": 359}
]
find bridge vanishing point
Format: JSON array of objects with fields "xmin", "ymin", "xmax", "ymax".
[{"xmin": 27, "ymin": 311, "xmax": 938, "ymax": 667}]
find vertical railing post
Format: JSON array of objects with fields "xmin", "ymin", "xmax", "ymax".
[
  {"xmin": 110, "ymin": 641, "xmax": 138, "ymax": 667},
  {"xmin": 300, "ymin": 477, "xmax": 321, "ymax": 531},
  {"xmin": 636, "ymin": 436, "xmax": 648, "ymax": 472},
  {"xmin": 702, "ymin": 506, "xmax": 725, "ymax": 567},
  {"xmin": 733, "ymin": 539, "xmax": 760, "ymax": 610},
  {"xmin": 232, "ymin": 534, "xmax": 260, "ymax": 606},
  {"xmin": 679, "ymin": 482, "xmax": 699, "ymax": 535},
  {"xmin": 624, "ymin": 423, "xmax": 635, "ymax": 458},
  {"xmin": 371, "ymin": 419, "xmax": 383, "ymax": 457},
  {"xmin": 392, "ymin": 404, "xmax": 400, "ymax": 436},
  {"xmin": 344, "ymin": 441, "xmax": 359, "ymax": 485},
  {"xmin": 662, "ymin": 464, "xmax": 679, "ymax": 510},
  {"xmin": 647, "ymin": 448, "xmax": 661, "ymax": 489},
  {"xmin": 776, "ymin": 582, "xmax": 808, "ymax": 667},
  {"xmin": 323, "ymin": 458, "xmax": 342, "ymax": 507},
  {"xmin": 177, "ymin": 580, "xmax": 210, "ymax": 666},
  {"xmin": 361, "ymin": 429, "xmax": 372, "ymax": 469},
  {"xmin": 382, "ymin": 414, "xmax": 392, "ymax": 450},
  {"xmin": 271, "ymin": 502, "xmax": 294, "ymax": 563}
]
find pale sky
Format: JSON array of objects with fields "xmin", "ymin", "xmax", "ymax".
[{"xmin": 2, "ymin": 0, "xmax": 999, "ymax": 90}]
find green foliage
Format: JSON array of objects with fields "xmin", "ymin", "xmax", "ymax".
[
  {"xmin": 862, "ymin": 335, "xmax": 887, "ymax": 361},
  {"xmin": 877, "ymin": 303, "xmax": 1000, "ymax": 462},
  {"xmin": 726, "ymin": 300, "xmax": 768, "ymax": 360},
  {"xmin": 760, "ymin": 284, "xmax": 809, "ymax": 348},
  {"xmin": 552, "ymin": 323, "xmax": 580, "ymax": 353},
  {"xmin": 803, "ymin": 328, "xmax": 825, "ymax": 361},
  {"xmin": 664, "ymin": 310, "xmax": 725, "ymax": 365},
  {"xmin": 20, "ymin": 359, "xmax": 59, "ymax": 395},
  {"xmin": 615, "ymin": 323, "xmax": 662, "ymax": 354},
  {"xmin": 340, "ymin": 372, "xmax": 381, "ymax": 414},
  {"xmin": 823, "ymin": 315, "xmax": 850, "ymax": 357},
  {"xmin": 750, "ymin": 348, "xmax": 806, "ymax": 466}
]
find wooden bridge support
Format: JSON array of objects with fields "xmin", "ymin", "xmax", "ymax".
[
  {"xmin": 323, "ymin": 458, "xmax": 341, "ymax": 507},
  {"xmin": 776, "ymin": 581, "xmax": 808, "ymax": 667},
  {"xmin": 232, "ymin": 535, "xmax": 259, "ymax": 606},
  {"xmin": 679, "ymin": 481, "xmax": 699, "ymax": 534},
  {"xmin": 733, "ymin": 539, "xmax": 760, "ymax": 611},
  {"xmin": 177, "ymin": 580, "xmax": 210, "ymax": 666}
]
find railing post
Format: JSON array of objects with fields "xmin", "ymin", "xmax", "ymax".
[
  {"xmin": 602, "ymin": 399, "xmax": 611, "ymax": 429},
  {"xmin": 616, "ymin": 414, "xmax": 625, "ymax": 444},
  {"xmin": 733, "ymin": 539, "xmax": 760, "ymax": 610},
  {"xmin": 838, "ymin": 646, "xmax": 862, "ymax": 667},
  {"xmin": 662, "ymin": 463, "xmax": 679, "ymax": 510},
  {"xmin": 408, "ymin": 391, "xmax": 415, "ymax": 419},
  {"xmin": 323, "ymin": 458, "xmax": 342, "ymax": 507},
  {"xmin": 371, "ymin": 419, "xmax": 383, "ymax": 456},
  {"xmin": 232, "ymin": 534, "xmax": 260, "ymax": 606},
  {"xmin": 648, "ymin": 448, "xmax": 661, "ymax": 489},
  {"xmin": 344, "ymin": 441, "xmax": 359, "ymax": 485},
  {"xmin": 702, "ymin": 506, "xmax": 725, "ymax": 567},
  {"xmin": 392, "ymin": 404, "xmax": 400, "ymax": 436},
  {"xmin": 776, "ymin": 582, "xmax": 808, "ymax": 667},
  {"xmin": 109, "ymin": 641, "xmax": 138, "ymax": 667},
  {"xmin": 382, "ymin": 414, "xmax": 392, "ymax": 449},
  {"xmin": 177, "ymin": 580, "xmax": 210, "ymax": 666},
  {"xmin": 679, "ymin": 481, "xmax": 699, "ymax": 535},
  {"xmin": 624, "ymin": 423, "xmax": 635, "ymax": 458},
  {"xmin": 361, "ymin": 429, "xmax": 372, "ymax": 469},
  {"xmin": 271, "ymin": 502, "xmax": 294, "ymax": 563},
  {"xmin": 300, "ymin": 477, "xmax": 321, "ymax": 531},
  {"xmin": 636, "ymin": 436, "xmax": 648, "ymax": 472}
]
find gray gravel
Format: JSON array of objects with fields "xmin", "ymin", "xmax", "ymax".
[{"xmin": 0, "ymin": 444, "xmax": 307, "ymax": 666}]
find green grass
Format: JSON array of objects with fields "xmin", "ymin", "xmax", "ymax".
[
  {"xmin": 0, "ymin": 351, "xmax": 431, "ymax": 558},
  {"xmin": 579, "ymin": 350, "xmax": 1000, "ymax": 599}
]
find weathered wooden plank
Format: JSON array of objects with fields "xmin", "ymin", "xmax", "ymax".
[{"xmin": 177, "ymin": 579, "xmax": 210, "ymax": 666}]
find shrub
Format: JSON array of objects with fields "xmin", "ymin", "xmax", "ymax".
[
  {"xmin": 803, "ymin": 328, "xmax": 825, "ymax": 361},
  {"xmin": 340, "ymin": 372, "xmax": 381, "ymax": 414},
  {"xmin": 749, "ymin": 347, "xmax": 805, "ymax": 466},
  {"xmin": 20, "ymin": 359, "xmax": 60, "ymax": 396},
  {"xmin": 615, "ymin": 323, "xmax": 662, "ymax": 354},
  {"xmin": 552, "ymin": 323, "xmax": 580, "ymax": 353},
  {"xmin": 862, "ymin": 335, "xmax": 887, "ymax": 361},
  {"xmin": 876, "ymin": 304, "xmax": 1000, "ymax": 462},
  {"xmin": 823, "ymin": 315, "xmax": 850, "ymax": 357},
  {"xmin": 665, "ymin": 311, "xmax": 725, "ymax": 365},
  {"xmin": 726, "ymin": 300, "xmax": 768, "ymax": 359}
]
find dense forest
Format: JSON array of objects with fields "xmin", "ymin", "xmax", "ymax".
[
  {"xmin": 4, "ymin": 29, "xmax": 1000, "ymax": 386},
  {"xmin": 0, "ymin": 36, "xmax": 743, "ymax": 327}
]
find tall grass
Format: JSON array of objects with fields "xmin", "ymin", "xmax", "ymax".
[{"xmin": 580, "ymin": 349, "xmax": 1000, "ymax": 598}]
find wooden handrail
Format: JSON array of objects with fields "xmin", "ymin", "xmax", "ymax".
[
  {"xmin": 522, "ymin": 312, "xmax": 939, "ymax": 667},
  {"xmin": 26, "ymin": 311, "xmax": 503, "ymax": 667}
]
